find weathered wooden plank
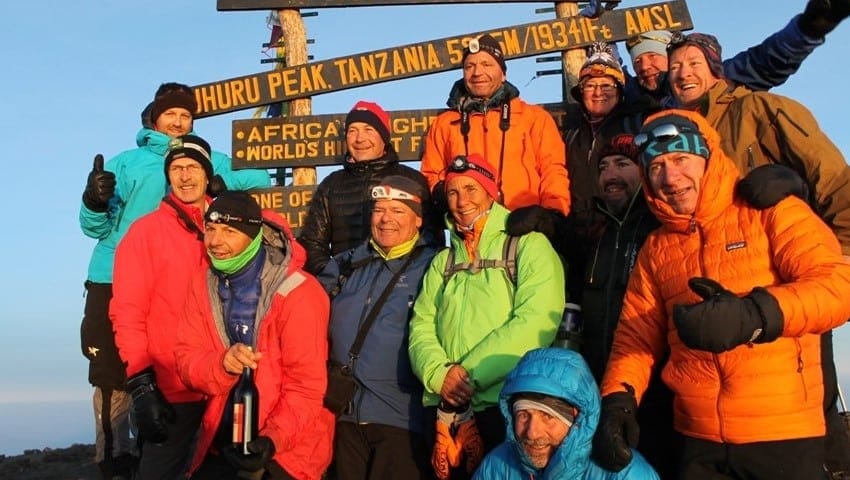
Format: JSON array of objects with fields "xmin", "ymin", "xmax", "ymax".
[
  {"xmin": 231, "ymin": 103, "xmax": 570, "ymax": 168},
  {"xmin": 195, "ymin": 0, "xmax": 692, "ymax": 117},
  {"xmin": 219, "ymin": 0, "xmax": 556, "ymax": 9}
]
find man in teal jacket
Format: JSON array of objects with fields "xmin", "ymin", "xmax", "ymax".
[
  {"xmin": 473, "ymin": 348, "xmax": 658, "ymax": 480},
  {"xmin": 78, "ymin": 82, "xmax": 270, "ymax": 480},
  {"xmin": 409, "ymin": 154, "xmax": 565, "ymax": 479}
]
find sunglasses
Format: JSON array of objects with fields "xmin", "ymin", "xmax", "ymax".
[
  {"xmin": 371, "ymin": 185, "xmax": 421, "ymax": 203},
  {"xmin": 634, "ymin": 123, "xmax": 698, "ymax": 151},
  {"xmin": 449, "ymin": 155, "xmax": 495, "ymax": 181},
  {"xmin": 625, "ymin": 32, "xmax": 672, "ymax": 51}
]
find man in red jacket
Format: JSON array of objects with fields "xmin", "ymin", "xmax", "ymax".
[
  {"xmin": 111, "ymin": 135, "xmax": 216, "ymax": 478},
  {"xmin": 175, "ymin": 191, "xmax": 334, "ymax": 480}
]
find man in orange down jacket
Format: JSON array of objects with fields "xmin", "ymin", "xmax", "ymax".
[
  {"xmin": 591, "ymin": 110, "xmax": 850, "ymax": 480},
  {"xmin": 420, "ymin": 34, "xmax": 570, "ymax": 233}
]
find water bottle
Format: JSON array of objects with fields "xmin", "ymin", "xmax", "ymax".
[
  {"xmin": 554, "ymin": 302, "xmax": 582, "ymax": 351},
  {"xmin": 231, "ymin": 366, "xmax": 259, "ymax": 455}
]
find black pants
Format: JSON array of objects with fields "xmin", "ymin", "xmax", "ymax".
[
  {"xmin": 332, "ymin": 422, "xmax": 428, "ymax": 480},
  {"xmin": 821, "ymin": 330, "xmax": 850, "ymax": 475},
  {"xmin": 136, "ymin": 401, "xmax": 205, "ymax": 480},
  {"xmin": 191, "ymin": 451, "xmax": 295, "ymax": 480},
  {"xmin": 636, "ymin": 390, "xmax": 677, "ymax": 480},
  {"xmin": 423, "ymin": 405, "xmax": 504, "ymax": 480},
  {"xmin": 678, "ymin": 434, "xmax": 826, "ymax": 480}
]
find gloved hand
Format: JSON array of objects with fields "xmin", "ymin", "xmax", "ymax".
[
  {"xmin": 432, "ymin": 405, "xmax": 462, "ymax": 480},
  {"xmin": 580, "ymin": 0, "xmax": 602, "ymax": 18},
  {"xmin": 221, "ymin": 436, "xmax": 276, "ymax": 473},
  {"xmin": 455, "ymin": 415, "xmax": 484, "ymax": 474},
  {"xmin": 799, "ymin": 0, "xmax": 850, "ymax": 37},
  {"xmin": 207, "ymin": 174, "xmax": 228, "ymax": 197},
  {"xmin": 127, "ymin": 368, "xmax": 175, "ymax": 444},
  {"xmin": 506, "ymin": 205, "xmax": 564, "ymax": 242},
  {"xmin": 82, "ymin": 154, "xmax": 115, "ymax": 212},
  {"xmin": 592, "ymin": 387, "xmax": 639, "ymax": 472},
  {"xmin": 737, "ymin": 164, "xmax": 808, "ymax": 210},
  {"xmin": 673, "ymin": 277, "xmax": 784, "ymax": 353}
]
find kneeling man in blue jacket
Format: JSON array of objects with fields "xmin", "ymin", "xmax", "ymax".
[{"xmin": 473, "ymin": 348, "xmax": 658, "ymax": 480}]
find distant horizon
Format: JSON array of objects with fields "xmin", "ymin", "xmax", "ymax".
[
  {"xmin": 0, "ymin": 400, "xmax": 92, "ymax": 457},
  {"xmin": 3, "ymin": 371, "xmax": 850, "ymax": 457}
]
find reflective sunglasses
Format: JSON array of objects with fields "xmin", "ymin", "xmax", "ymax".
[
  {"xmin": 634, "ymin": 123, "xmax": 698, "ymax": 151},
  {"xmin": 449, "ymin": 155, "xmax": 495, "ymax": 181}
]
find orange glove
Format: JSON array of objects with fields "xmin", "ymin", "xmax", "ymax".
[
  {"xmin": 454, "ymin": 409, "xmax": 484, "ymax": 474},
  {"xmin": 432, "ymin": 411, "xmax": 462, "ymax": 480}
]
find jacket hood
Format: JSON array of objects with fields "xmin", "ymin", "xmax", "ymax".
[
  {"xmin": 499, "ymin": 348, "xmax": 599, "ymax": 479},
  {"xmin": 135, "ymin": 127, "xmax": 173, "ymax": 155},
  {"xmin": 260, "ymin": 210, "xmax": 306, "ymax": 273},
  {"xmin": 640, "ymin": 109, "xmax": 741, "ymax": 233}
]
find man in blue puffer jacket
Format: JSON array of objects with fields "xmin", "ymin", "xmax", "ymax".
[
  {"xmin": 318, "ymin": 174, "xmax": 438, "ymax": 479},
  {"xmin": 78, "ymin": 82, "xmax": 270, "ymax": 480},
  {"xmin": 474, "ymin": 348, "xmax": 658, "ymax": 480}
]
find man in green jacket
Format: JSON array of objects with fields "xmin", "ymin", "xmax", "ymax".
[{"xmin": 409, "ymin": 153, "xmax": 565, "ymax": 479}]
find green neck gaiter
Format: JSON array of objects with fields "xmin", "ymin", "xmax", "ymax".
[{"xmin": 210, "ymin": 232, "xmax": 263, "ymax": 274}]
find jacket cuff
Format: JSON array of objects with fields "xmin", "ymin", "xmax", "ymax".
[{"xmin": 750, "ymin": 287, "xmax": 784, "ymax": 343}]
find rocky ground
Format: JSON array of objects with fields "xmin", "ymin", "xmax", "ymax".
[{"xmin": 0, "ymin": 444, "xmax": 99, "ymax": 480}]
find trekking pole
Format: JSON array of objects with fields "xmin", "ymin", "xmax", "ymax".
[{"xmin": 838, "ymin": 374, "xmax": 850, "ymax": 429}]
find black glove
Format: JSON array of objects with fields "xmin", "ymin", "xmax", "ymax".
[
  {"xmin": 221, "ymin": 436, "xmax": 276, "ymax": 473},
  {"xmin": 506, "ymin": 206, "xmax": 564, "ymax": 242},
  {"xmin": 127, "ymin": 368, "xmax": 175, "ymax": 444},
  {"xmin": 592, "ymin": 387, "xmax": 639, "ymax": 472},
  {"xmin": 737, "ymin": 164, "xmax": 808, "ymax": 210},
  {"xmin": 82, "ymin": 154, "xmax": 116, "ymax": 212},
  {"xmin": 799, "ymin": 0, "xmax": 850, "ymax": 37},
  {"xmin": 207, "ymin": 174, "xmax": 228, "ymax": 197},
  {"xmin": 673, "ymin": 277, "xmax": 784, "ymax": 353}
]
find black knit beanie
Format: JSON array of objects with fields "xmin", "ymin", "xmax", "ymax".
[{"xmin": 205, "ymin": 191, "xmax": 263, "ymax": 239}]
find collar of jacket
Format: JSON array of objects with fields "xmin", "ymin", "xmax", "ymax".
[
  {"xmin": 163, "ymin": 191, "xmax": 207, "ymax": 235},
  {"xmin": 446, "ymin": 79, "xmax": 520, "ymax": 111},
  {"xmin": 593, "ymin": 185, "xmax": 647, "ymax": 225},
  {"xmin": 687, "ymin": 78, "xmax": 750, "ymax": 117},
  {"xmin": 343, "ymin": 147, "xmax": 400, "ymax": 175}
]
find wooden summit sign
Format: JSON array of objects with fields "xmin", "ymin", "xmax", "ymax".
[
  {"xmin": 194, "ymin": 0, "xmax": 692, "ymax": 117},
  {"xmin": 231, "ymin": 104, "xmax": 569, "ymax": 168},
  {"xmin": 250, "ymin": 186, "xmax": 315, "ymax": 232},
  {"xmin": 220, "ymin": 0, "xmax": 553, "ymax": 10}
]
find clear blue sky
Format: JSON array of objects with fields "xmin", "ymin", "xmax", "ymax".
[{"xmin": 1, "ymin": 1, "xmax": 848, "ymax": 455}]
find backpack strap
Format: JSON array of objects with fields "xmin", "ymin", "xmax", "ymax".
[{"xmin": 442, "ymin": 235, "xmax": 519, "ymax": 285}]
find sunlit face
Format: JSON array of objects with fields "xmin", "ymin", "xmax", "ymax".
[
  {"xmin": 580, "ymin": 77, "xmax": 619, "ymax": 119},
  {"xmin": 167, "ymin": 158, "xmax": 208, "ymax": 210},
  {"xmin": 462, "ymin": 51, "xmax": 506, "ymax": 99},
  {"xmin": 371, "ymin": 199, "xmax": 422, "ymax": 251},
  {"xmin": 446, "ymin": 176, "xmax": 494, "ymax": 227},
  {"xmin": 598, "ymin": 154, "xmax": 641, "ymax": 216},
  {"xmin": 632, "ymin": 52, "xmax": 668, "ymax": 92},
  {"xmin": 346, "ymin": 122, "xmax": 386, "ymax": 162},
  {"xmin": 513, "ymin": 409, "xmax": 571, "ymax": 469},
  {"xmin": 205, "ymin": 222, "xmax": 253, "ymax": 260},
  {"xmin": 668, "ymin": 45, "xmax": 720, "ymax": 107},
  {"xmin": 154, "ymin": 107, "xmax": 193, "ymax": 138},
  {"xmin": 646, "ymin": 151, "xmax": 707, "ymax": 215}
]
